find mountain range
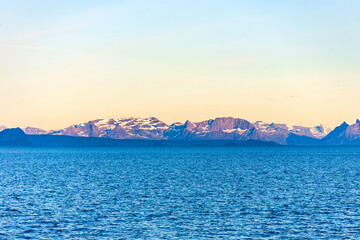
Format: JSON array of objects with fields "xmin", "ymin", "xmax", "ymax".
[
  {"xmin": 0, "ymin": 117, "xmax": 331, "ymax": 144},
  {"xmin": 1, "ymin": 116, "xmax": 359, "ymax": 146}
]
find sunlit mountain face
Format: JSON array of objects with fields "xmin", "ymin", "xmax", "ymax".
[
  {"xmin": 0, "ymin": 116, "xmax": 339, "ymax": 145},
  {"xmin": 3, "ymin": 117, "xmax": 360, "ymax": 145}
]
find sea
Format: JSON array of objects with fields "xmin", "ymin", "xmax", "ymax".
[{"xmin": 1, "ymin": 146, "xmax": 360, "ymax": 239}]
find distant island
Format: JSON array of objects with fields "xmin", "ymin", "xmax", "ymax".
[{"xmin": 1, "ymin": 117, "xmax": 359, "ymax": 147}]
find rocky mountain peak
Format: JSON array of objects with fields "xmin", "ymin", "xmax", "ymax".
[
  {"xmin": 341, "ymin": 121, "xmax": 349, "ymax": 127},
  {"xmin": 345, "ymin": 120, "xmax": 360, "ymax": 141},
  {"xmin": 184, "ymin": 120, "xmax": 196, "ymax": 130},
  {"xmin": 207, "ymin": 117, "xmax": 254, "ymax": 131}
]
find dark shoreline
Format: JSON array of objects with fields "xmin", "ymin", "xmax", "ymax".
[{"xmin": 0, "ymin": 134, "xmax": 357, "ymax": 148}]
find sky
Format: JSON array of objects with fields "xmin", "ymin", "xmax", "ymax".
[{"xmin": 1, "ymin": 0, "xmax": 359, "ymax": 130}]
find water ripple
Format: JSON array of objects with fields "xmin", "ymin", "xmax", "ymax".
[{"xmin": 0, "ymin": 147, "xmax": 360, "ymax": 239}]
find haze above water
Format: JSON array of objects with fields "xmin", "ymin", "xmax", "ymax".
[{"xmin": 1, "ymin": 147, "xmax": 360, "ymax": 239}]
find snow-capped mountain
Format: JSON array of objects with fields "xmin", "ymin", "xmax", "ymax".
[
  {"xmin": 41, "ymin": 117, "xmax": 330, "ymax": 144},
  {"xmin": 48, "ymin": 117, "xmax": 169, "ymax": 139},
  {"xmin": 0, "ymin": 117, "xmax": 334, "ymax": 144},
  {"xmin": 45, "ymin": 117, "xmax": 265, "ymax": 142},
  {"xmin": 253, "ymin": 121, "xmax": 331, "ymax": 139},
  {"xmin": 0, "ymin": 117, "xmax": 337, "ymax": 145},
  {"xmin": 21, "ymin": 127, "xmax": 49, "ymax": 135}
]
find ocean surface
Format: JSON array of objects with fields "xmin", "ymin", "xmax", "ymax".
[{"xmin": 1, "ymin": 147, "xmax": 360, "ymax": 239}]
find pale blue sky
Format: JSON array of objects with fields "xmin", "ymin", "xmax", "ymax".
[{"xmin": 1, "ymin": 1, "xmax": 359, "ymax": 129}]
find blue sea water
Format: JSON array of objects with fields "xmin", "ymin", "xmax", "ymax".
[{"xmin": 1, "ymin": 147, "xmax": 360, "ymax": 239}]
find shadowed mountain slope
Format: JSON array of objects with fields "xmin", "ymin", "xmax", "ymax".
[
  {"xmin": 0, "ymin": 128, "xmax": 31, "ymax": 146},
  {"xmin": 321, "ymin": 120, "xmax": 360, "ymax": 145}
]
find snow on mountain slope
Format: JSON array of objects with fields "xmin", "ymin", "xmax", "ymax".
[
  {"xmin": 21, "ymin": 127, "xmax": 49, "ymax": 135},
  {"xmin": 253, "ymin": 121, "xmax": 330, "ymax": 139},
  {"xmin": 49, "ymin": 117, "xmax": 169, "ymax": 139},
  {"xmin": 0, "ymin": 125, "xmax": 7, "ymax": 132},
  {"xmin": 1, "ymin": 117, "xmax": 333, "ymax": 144}
]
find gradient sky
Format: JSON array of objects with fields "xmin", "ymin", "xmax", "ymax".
[{"xmin": 1, "ymin": 0, "xmax": 359, "ymax": 130}]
